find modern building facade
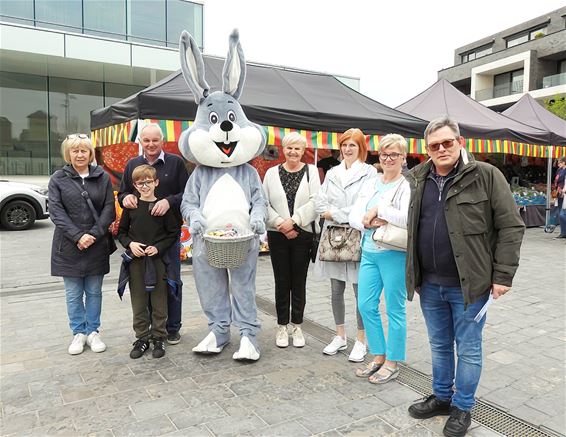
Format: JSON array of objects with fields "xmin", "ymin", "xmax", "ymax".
[
  {"xmin": 438, "ymin": 7, "xmax": 566, "ymax": 112},
  {"xmin": 0, "ymin": 0, "xmax": 204, "ymax": 176}
]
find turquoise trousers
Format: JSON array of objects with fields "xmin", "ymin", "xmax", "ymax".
[{"xmin": 357, "ymin": 249, "xmax": 407, "ymax": 361}]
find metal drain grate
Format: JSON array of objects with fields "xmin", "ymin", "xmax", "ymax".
[{"xmin": 255, "ymin": 295, "xmax": 560, "ymax": 437}]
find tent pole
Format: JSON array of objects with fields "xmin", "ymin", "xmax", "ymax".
[{"xmin": 545, "ymin": 146, "xmax": 553, "ymax": 230}]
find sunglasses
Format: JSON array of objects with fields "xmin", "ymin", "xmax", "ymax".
[
  {"xmin": 134, "ymin": 180, "xmax": 155, "ymax": 188},
  {"xmin": 379, "ymin": 152, "xmax": 402, "ymax": 161},
  {"xmin": 66, "ymin": 133, "xmax": 89, "ymax": 140},
  {"xmin": 426, "ymin": 138, "xmax": 457, "ymax": 152}
]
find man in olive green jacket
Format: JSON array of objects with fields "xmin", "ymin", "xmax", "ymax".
[{"xmin": 405, "ymin": 116, "xmax": 525, "ymax": 437}]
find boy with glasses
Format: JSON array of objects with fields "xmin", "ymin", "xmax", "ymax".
[{"xmin": 118, "ymin": 165, "xmax": 179, "ymax": 359}]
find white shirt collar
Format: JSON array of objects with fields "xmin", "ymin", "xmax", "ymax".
[{"xmin": 144, "ymin": 150, "xmax": 165, "ymax": 164}]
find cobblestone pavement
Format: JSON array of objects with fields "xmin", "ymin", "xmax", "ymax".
[{"xmin": 0, "ymin": 224, "xmax": 564, "ymax": 436}]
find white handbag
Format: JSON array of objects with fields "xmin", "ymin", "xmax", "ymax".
[{"xmin": 371, "ymin": 181, "xmax": 407, "ymax": 251}]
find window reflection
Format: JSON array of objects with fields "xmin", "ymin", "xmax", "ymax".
[
  {"xmin": 35, "ymin": 0, "xmax": 82, "ymax": 33},
  {"xmin": 127, "ymin": 0, "xmax": 166, "ymax": 45},
  {"xmin": 84, "ymin": 0, "xmax": 126, "ymax": 40},
  {"xmin": 167, "ymin": 0, "xmax": 203, "ymax": 48},
  {"xmin": 48, "ymin": 78, "xmax": 104, "ymax": 172},
  {"xmin": 0, "ymin": 72, "xmax": 50, "ymax": 175},
  {"xmin": 104, "ymin": 83, "xmax": 145, "ymax": 106},
  {"xmin": 0, "ymin": 0, "xmax": 34, "ymax": 25}
]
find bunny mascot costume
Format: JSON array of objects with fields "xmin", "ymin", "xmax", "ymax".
[{"xmin": 179, "ymin": 30, "xmax": 267, "ymax": 361}]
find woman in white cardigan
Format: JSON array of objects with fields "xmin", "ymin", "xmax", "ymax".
[
  {"xmin": 263, "ymin": 132, "xmax": 321, "ymax": 348},
  {"xmin": 349, "ymin": 134, "xmax": 410, "ymax": 384},
  {"xmin": 314, "ymin": 128, "xmax": 377, "ymax": 362}
]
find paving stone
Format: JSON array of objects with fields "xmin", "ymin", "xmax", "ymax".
[
  {"xmin": 338, "ymin": 395, "xmax": 391, "ymax": 420},
  {"xmin": 206, "ymin": 412, "xmax": 266, "ymax": 436},
  {"xmin": 179, "ymin": 384, "xmax": 236, "ymax": 408},
  {"xmin": 145, "ymin": 377, "xmax": 199, "ymax": 399},
  {"xmin": 168, "ymin": 402, "xmax": 227, "ymax": 429},
  {"xmin": 60, "ymin": 381, "xmax": 119, "ymax": 403},
  {"xmin": 296, "ymin": 407, "xmax": 354, "ymax": 434},
  {"xmin": 191, "ymin": 368, "xmax": 242, "ymax": 387},
  {"xmin": 485, "ymin": 386, "xmax": 534, "ymax": 410},
  {"xmin": 0, "ymin": 411, "xmax": 40, "ymax": 435},
  {"xmin": 162, "ymin": 424, "xmax": 213, "ymax": 436},
  {"xmin": 94, "ymin": 389, "xmax": 154, "ymax": 414},
  {"xmin": 541, "ymin": 412, "xmax": 566, "ymax": 436},
  {"xmin": 239, "ymin": 419, "xmax": 311, "ymax": 436},
  {"xmin": 376, "ymin": 403, "xmax": 421, "ymax": 430},
  {"xmin": 36, "ymin": 399, "xmax": 93, "ymax": 427},
  {"xmin": 157, "ymin": 363, "xmax": 209, "ymax": 381},
  {"xmin": 336, "ymin": 414, "xmax": 397, "ymax": 435},
  {"xmin": 73, "ymin": 406, "xmax": 137, "ymax": 435},
  {"xmin": 12, "ymin": 417, "xmax": 77, "ymax": 436},
  {"xmin": 507, "ymin": 404, "xmax": 551, "ymax": 428},
  {"xmin": 485, "ymin": 350, "xmax": 524, "ymax": 365},
  {"xmin": 252, "ymin": 399, "xmax": 306, "ymax": 425},
  {"xmin": 130, "ymin": 394, "xmax": 188, "ymax": 419},
  {"xmin": 112, "ymin": 414, "xmax": 176, "ymax": 437}
]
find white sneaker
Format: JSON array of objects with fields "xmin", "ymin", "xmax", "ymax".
[
  {"xmin": 68, "ymin": 333, "xmax": 87, "ymax": 355},
  {"xmin": 323, "ymin": 335, "xmax": 347, "ymax": 355},
  {"xmin": 348, "ymin": 340, "xmax": 367, "ymax": 362},
  {"xmin": 276, "ymin": 325, "xmax": 289, "ymax": 348},
  {"xmin": 86, "ymin": 332, "xmax": 107, "ymax": 353},
  {"xmin": 292, "ymin": 326, "xmax": 305, "ymax": 348}
]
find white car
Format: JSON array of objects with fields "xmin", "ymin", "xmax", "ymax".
[{"xmin": 0, "ymin": 180, "xmax": 49, "ymax": 231}]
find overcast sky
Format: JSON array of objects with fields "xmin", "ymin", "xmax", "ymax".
[{"xmin": 202, "ymin": 1, "xmax": 565, "ymax": 108}]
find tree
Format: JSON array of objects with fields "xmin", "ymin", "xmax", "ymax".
[{"xmin": 544, "ymin": 96, "xmax": 566, "ymax": 120}]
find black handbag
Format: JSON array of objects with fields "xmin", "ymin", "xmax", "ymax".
[
  {"xmin": 69, "ymin": 176, "xmax": 117, "ymax": 255},
  {"xmin": 305, "ymin": 166, "xmax": 320, "ymax": 263}
]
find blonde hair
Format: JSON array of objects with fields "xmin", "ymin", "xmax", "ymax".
[
  {"xmin": 282, "ymin": 132, "xmax": 307, "ymax": 150},
  {"xmin": 61, "ymin": 134, "xmax": 95, "ymax": 164},
  {"xmin": 378, "ymin": 134, "xmax": 407, "ymax": 155},
  {"xmin": 132, "ymin": 164, "xmax": 157, "ymax": 182}
]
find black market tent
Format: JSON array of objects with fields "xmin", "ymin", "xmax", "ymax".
[
  {"xmin": 502, "ymin": 93, "xmax": 566, "ymax": 146},
  {"xmin": 90, "ymin": 56, "xmax": 427, "ymax": 138},
  {"xmin": 396, "ymin": 79, "xmax": 552, "ymax": 146}
]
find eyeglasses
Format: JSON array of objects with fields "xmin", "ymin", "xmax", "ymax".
[
  {"xmin": 66, "ymin": 134, "xmax": 89, "ymax": 140},
  {"xmin": 379, "ymin": 152, "xmax": 402, "ymax": 161},
  {"xmin": 426, "ymin": 138, "xmax": 456, "ymax": 152},
  {"xmin": 134, "ymin": 180, "xmax": 155, "ymax": 188},
  {"xmin": 340, "ymin": 143, "xmax": 359, "ymax": 149}
]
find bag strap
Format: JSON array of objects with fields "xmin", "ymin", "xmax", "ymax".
[
  {"xmin": 388, "ymin": 178, "xmax": 404, "ymax": 206},
  {"xmin": 68, "ymin": 175, "xmax": 103, "ymax": 232},
  {"xmin": 305, "ymin": 165, "xmax": 316, "ymax": 234}
]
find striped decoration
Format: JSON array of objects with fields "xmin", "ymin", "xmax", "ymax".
[{"xmin": 91, "ymin": 119, "xmax": 566, "ymax": 158}]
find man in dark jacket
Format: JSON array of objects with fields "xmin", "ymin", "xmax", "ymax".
[
  {"xmin": 405, "ymin": 116, "xmax": 525, "ymax": 437},
  {"xmin": 118, "ymin": 123, "xmax": 189, "ymax": 345}
]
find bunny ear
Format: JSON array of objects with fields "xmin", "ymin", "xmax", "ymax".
[
  {"xmin": 179, "ymin": 30, "xmax": 210, "ymax": 103},
  {"xmin": 222, "ymin": 29, "xmax": 246, "ymax": 100}
]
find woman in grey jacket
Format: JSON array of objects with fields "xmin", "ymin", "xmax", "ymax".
[
  {"xmin": 49, "ymin": 134, "xmax": 115, "ymax": 355},
  {"xmin": 314, "ymin": 128, "xmax": 377, "ymax": 362}
]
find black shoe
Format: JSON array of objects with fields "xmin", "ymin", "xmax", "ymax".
[
  {"xmin": 553, "ymin": 234, "xmax": 566, "ymax": 239},
  {"xmin": 130, "ymin": 339, "xmax": 149, "ymax": 359},
  {"xmin": 167, "ymin": 331, "xmax": 181, "ymax": 345},
  {"xmin": 152, "ymin": 338, "xmax": 166, "ymax": 358},
  {"xmin": 408, "ymin": 394, "xmax": 451, "ymax": 419},
  {"xmin": 443, "ymin": 406, "xmax": 471, "ymax": 437}
]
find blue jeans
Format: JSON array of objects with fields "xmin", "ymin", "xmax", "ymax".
[
  {"xmin": 419, "ymin": 281, "xmax": 488, "ymax": 412},
  {"xmin": 358, "ymin": 250, "xmax": 407, "ymax": 361},
  {"xmin": 63, "ymin": 275, "xmax": 104, "ymax": 335}
]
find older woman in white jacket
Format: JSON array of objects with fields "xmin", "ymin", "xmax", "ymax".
[
  {"xmin": 349, "ymin": 134, "xmax": 410, "ymax": 384},
  {"xmin": 263, "ymin": 132, "xmax": 321, "ymax": 348},
  {"xmin": 314, "ymin": 128, "xmax": 377, "ymax": 362}
]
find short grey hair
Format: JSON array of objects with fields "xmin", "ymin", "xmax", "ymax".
[
  {"xmin": 424, "ymin": 116, "xmax": 460, "ymax": 142},
  {"xmin": 378, "ymin": 134, "xmax": 407, "ymax": 155},
  {"xmin": 140, "ymin": 123, "xmax": 164, "ymax": 140},
  {"xmin": 282, "ymin": 132, "xmax": 307, "ymax": 150}
]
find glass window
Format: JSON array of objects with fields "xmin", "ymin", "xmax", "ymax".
[
  {"xmin": 166, "ymin": 0, "xmax": 203, "ymax": 48},
  {"xmin": 0, "ymin": 0, "xmax": 34, "ymax": 26},
  {"xmin": 127, "ymin": 0, "xmax": 166, "ymax": 46},
  {"xmin": 83, "ymin": 0, "xmax": 126, "ymax": 40},
  {"xmin": 529, "ymin": 27, "xmax": 547, "ymax": 40},
  {"xmin": 35, "ymin": 0, "xmax": 82, "ymax": 33},
  {"xmin": 104, "ymin": 82, "xmax": 144, "ymax": 106},
  {"xmin": 48, "ymin": 77, "xmax": 103, "ymax": 172},
  {"xmin": 507, "ymin": 33, "xmax": 528, "ymax": 48},
  {"xmin": 0, "ymin": 72, "xmax": 50, "ymax": 175},
  {"xmin": 476, "ymin": 46, "xmax": 492, "ymax": 58}
]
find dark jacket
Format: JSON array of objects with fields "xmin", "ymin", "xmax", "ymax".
[
  {"xmin": 406, "ymin": 150, "xmax": 525, "ymax": 305},
  {"xmin": 117, "ymin": 152, "xmax": 188, "ymax": 225},
  {"xmin": 49, "ymin": 164, "xmax": 116, "ymax": 277}
]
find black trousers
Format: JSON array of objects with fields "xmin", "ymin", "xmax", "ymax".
[{"xmin": 267, "ymin": 230, "xmax": 313, "ymax": 325}]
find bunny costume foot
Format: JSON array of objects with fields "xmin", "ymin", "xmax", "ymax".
[
  {"xmin": 179, "ymin": 29, "xmax": 267, "ymax": 363},
  {"xmin": 192, "ymin": 331, "xmax": 224, "ymax": 354},
  {"xmin": 233, "ymin": 336, "xmax": 260, "ymax": 361}
]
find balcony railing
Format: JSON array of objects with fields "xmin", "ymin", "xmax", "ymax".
[
  {"xmin": 476, "ymin": 80, "xmax": 523, "ymax": 101},
  {"xmin": 543, "ymin": 72, "xmax": 566, "ymax": 88}
]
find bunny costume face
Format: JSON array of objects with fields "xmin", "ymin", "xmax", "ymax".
[{"xmin": 178, "ymin": 30, "xmax": 266, "ymax": 168}]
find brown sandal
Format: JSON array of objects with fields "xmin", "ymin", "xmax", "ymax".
[
  {"xmin": 368, "ymin": 365, "xmax": 399, "ymax": 384},
  {"xmin": 355, "ymin": 361, "xmax": 383, "ymax": 378}
]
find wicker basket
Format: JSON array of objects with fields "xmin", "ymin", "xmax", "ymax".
[{"xmin": 203, "ymin": 231, "xmax": 254, "ymax": 269}]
